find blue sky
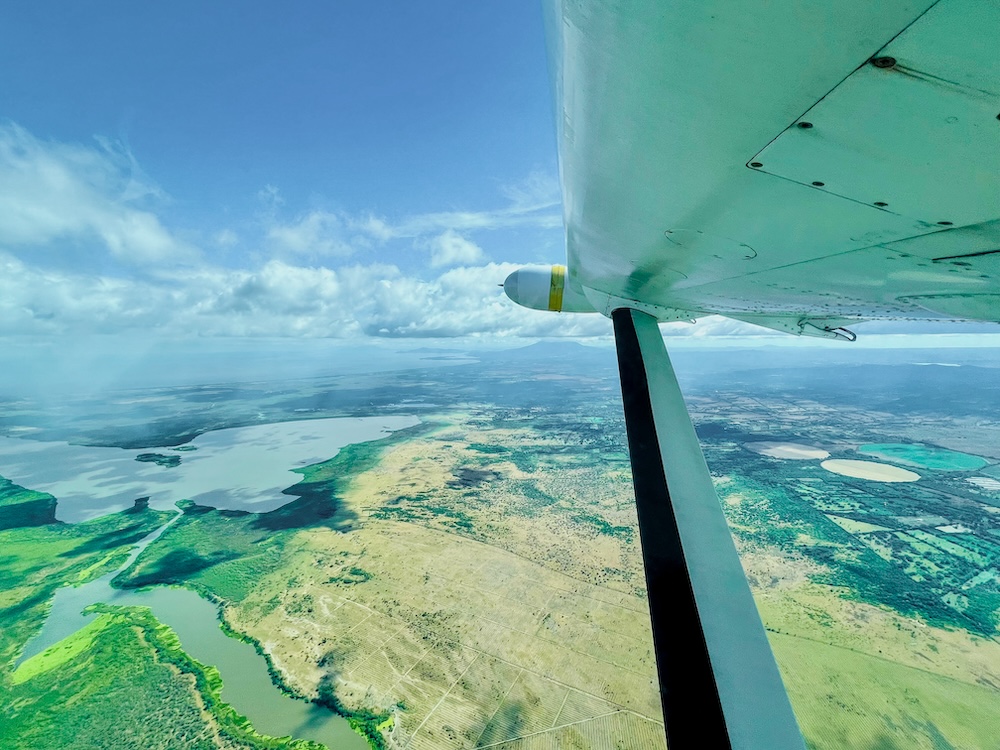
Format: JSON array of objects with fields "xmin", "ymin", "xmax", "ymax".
[
  {"xmin": 4, "ymin": 2, "xmax": 557, "ymax": 222},
  {"xmin": 0, "ymin": 1, "xmax": 618, "ymax": 338}
]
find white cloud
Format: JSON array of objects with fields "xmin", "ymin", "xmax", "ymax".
[
  {"xmin": 256, "ymin": 175, "xmax": 562, "ymax": 264},
  {"xmin": 359, "ymin": 263, "xmax": 611, "ymax": 338},
  {"xmin": 499, "ymin": 170, "xmax": 561, "ymax": 211},
  {"xmin": 391, "ymin": 206, "xmax": 562, "ymax": 237},
  {"xmin": 0, "ymin": 122, "xmax": 196, "ymax": 266},
  {"xmin": 341, "ymin": 171, "xmax": 563, "ymax": 244},
  {"xmin": 0, "ymin": 253, "xmax": 166, "ymax": 334},
  {"xmin": 0, "ymin": 251, "xmax": 614, "ymax": 339},
  {"xmin": 214, "ymin": 229, "xmax": 239, "ymax": 247},
  {"xmin": 348, "ymin": 214, "xmax": 394, "ymax": 242},
  {"xmin": 428, "ymin": 230, "xmax": 485, "ymax": 268},
  {"xmin": 0, "ymin": 122, "xmax": 584, "ymax": 339},
  {"xmin": 1, "ymin": 122, "xmax": 750, "ymax": 341},
  {"xmin": 256, "ymin": 184, "xmax": 284, "ymax": 212},
  {"xmin": 266, "ymin": 210, "xmax": 355, "ymax": 258}
]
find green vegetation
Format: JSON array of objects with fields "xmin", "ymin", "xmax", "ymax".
[
  {"xmin": 467, "ymin": 443, "xmax": 509, "ymax": 455},
  {"xmin": 327, "ymin": 567, "xmax": 372, "ymax": 586},
  {"xmin": 0, "ymin": 449, "xmax": 397, "ymax": 749},
  {"xmin": 219, "ymin": 608, "xmax": 398, "ymax": 750},
  {"xmin": 509, "ymin": 448, "xmax": 538, "ymax": 472},
  {"xmin": 370, "ymin": 493, "xmax": 476, "ymax": 533},
  {"xmin": 113, "ymin": 500, "xmax": 286, "ymax": 601},
  {"xmin": 116, "ymin": 423, "xmax": 434, "ymax": 601},
  {"xmin": 105, "ymin": 424, "xmax": 437, "ymax": 749},
  {"xmin": 517, "ymin": 480, "xmax": 558, "ymax": 508},
  {"xmin": 0, "ymin": 478, "xmax": 172, "ymax": 674},
  {"xmin": 295, "ymin": 421, "xmax": 434, "ymax": 487},
  {"xmin": 3, "ymin": 611, "xmax": 219, "ymax": 750},
  {"xmin": 1, "ymin": 606, "xmax": 324, "ymax": 750},
  {"xmin": 6, "ymin": 353, "xmax": 1000, "ymax": 750},
  {"xmin": 315, "ymin": 676, "xmax": 389, "ymax": 750},
  {"xmin": 772, "ymin": 632, "xmax": 1000, "ymax": 750},
  {"xmin": 0, "ymin": 474, "xmax": 57, "ymax": 529},
  {"xmin": 569, "ymin": 510, "xmax": 634, "ymax": 540},
  {"xmin": 10, "ymin": 614, "xmax": 108, "ymax": 686},
  {"xmin": 709, "ymin": 446, "xmax": 1000, "ymax": 637}
]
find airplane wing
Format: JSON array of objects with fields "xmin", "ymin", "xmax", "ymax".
[
  {"xmin": 551, "ymin": 0, "xmax": 1000, "ymax": 336},
  {"xmin": 505, "ymin": 1, "xmax": 1000, "ymax": 747}
]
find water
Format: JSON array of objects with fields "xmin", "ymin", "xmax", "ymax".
[
  {"xmin": 19, "ymin": 518, "xmax": 368, "ymax": 750},
  {"xmin": 859, "ymin": 443, "xmax": 989, "ymax": 471},
  {"xmin": 0, "ymin": 416, "xmax": 419, "ymax": 522}
]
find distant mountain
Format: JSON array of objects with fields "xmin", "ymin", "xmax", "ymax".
[
  {"xmin": 472, "ymin": 341, "xmax": 617, "ymax": 369},
  {"xmin": 404, "ymin": 347, "xmax": 470, "ymax": 354}
]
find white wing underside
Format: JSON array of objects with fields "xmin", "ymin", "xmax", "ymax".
[{"xmin": 548, "ymin": 0, "xmax": 1000, "ymax": 334}]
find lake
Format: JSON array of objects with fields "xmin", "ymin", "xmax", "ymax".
[{"xmin": 0, "ymin": 416, "xmax": 419, "ymax": 522}]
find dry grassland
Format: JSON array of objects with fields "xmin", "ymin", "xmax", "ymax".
[
  {"xmin": 226, "ymin": 413, "xmax": 1000, "ymax": 749},
  {"xmin": 228, "ymin": 415, "xmax": 665, "ymax": 749}
]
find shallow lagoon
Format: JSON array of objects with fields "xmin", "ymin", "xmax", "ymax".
[
  {"xmin": 859, "ymin": 443, "xmax": 988, "ymax": 472},
  {"xmin": 0, "ymin": 416, "xmax": 418, "ymax": 522}
]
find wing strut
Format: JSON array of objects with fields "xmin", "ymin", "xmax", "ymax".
[{"xmin": 612, "ymin": 308, "xmax": 805, "ymax": 750}]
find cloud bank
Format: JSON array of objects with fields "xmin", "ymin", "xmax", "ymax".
[
  {"xmin": 0, "ymin": 123, "xmax": 765, "ymax": 341},
  {"xmin": 0, "ymin": 123, "xmax": 601, "ymax": 338}
]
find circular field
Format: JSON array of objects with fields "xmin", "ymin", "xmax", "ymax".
[
  {"xmin": 745, "ymin": 442, "xmax": 830, "ymax": 460},
  {"xmin": 821, "ymin": 459, "xmax": 920, "ymax": 482}
]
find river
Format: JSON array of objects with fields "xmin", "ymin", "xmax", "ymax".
[{"xmin": 19, "ymin": 515, "xmax": 370, "ymax": 749}]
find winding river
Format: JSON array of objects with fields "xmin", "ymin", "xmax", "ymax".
[{"xmin": 19, "ymin": 515, "xmax": 370, "ymax": 750}]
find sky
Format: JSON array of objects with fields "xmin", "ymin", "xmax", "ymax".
[
  {"xmin": 0, "ymin": 0, "xmax": 606, "ymax": 339},
  {"xmin": 0, "ymin": 2, "xmax": 996, "ymax": 346}
]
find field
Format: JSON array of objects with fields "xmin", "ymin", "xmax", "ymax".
[{"xmin": 689, "ymin": 370, "xmax": 1000, "ymax": 750}]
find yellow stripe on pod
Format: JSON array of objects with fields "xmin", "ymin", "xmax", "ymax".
[{"xmin": 548, "ymin": 265, "xmax": 566, "ymax": 311}]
